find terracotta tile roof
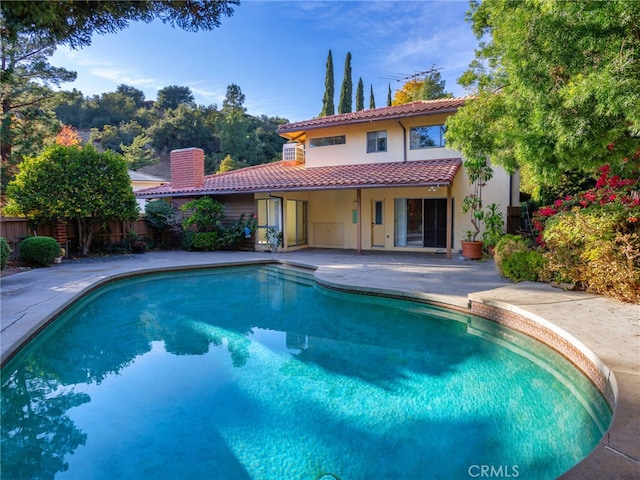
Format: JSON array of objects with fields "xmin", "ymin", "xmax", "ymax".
[
  {"xmin": 277, "ymin": 97, "xmax": 472, "ymax": 134},
  {"xmin": 136, "ymin": 158, "xmax": 462, "ymax": 198}
]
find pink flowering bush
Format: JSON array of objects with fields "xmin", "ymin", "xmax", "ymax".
[{"xmin": 532, "ymin": 161, "xmax": 640, "ymax": 302}]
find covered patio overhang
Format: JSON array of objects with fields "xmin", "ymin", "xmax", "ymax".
[{"xmin": 136, "ymin": 158, "xmax": 463, "ymax": 258}]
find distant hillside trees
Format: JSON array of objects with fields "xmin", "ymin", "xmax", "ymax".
[
  {"xmin": 148, "ymin": 103, "xmax": 219, "ymax": 156},
  {"xmin": 120, "ymin": 134, "xmax": 156, "ymax": 170},
  {"xmin": 156, "ymin": 85, "xmax": 195, "ymax": 111},
  {"xmin": 50, "ymin": 82, "xmax": 287, "ymax": 176}
]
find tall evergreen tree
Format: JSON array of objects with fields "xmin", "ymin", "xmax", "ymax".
[
  {"xmin": 337, "ymin": 52, "xmax": 352, "ymax": 114},
  {"xmin": 369, "ymin": 84, "xmax": 376, "ymax": 109},
  {"xmin": 320, "ymin": 50, "xmax": 335, "ymax": 117},
  {"xmin": 387, "ymin": 84, "xmax": 392, "ymax": 106},
  {"xmin": 355, "ymin": 78, "xmax": 364, "ymax": 111},
  {"xmin": 0, "ymin": 30, "xmax": 75, "ymax": 186}
]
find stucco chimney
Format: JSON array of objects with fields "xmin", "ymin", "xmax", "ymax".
[{"xmin": 170, "ymin": 147, "xmax": 205, "ymax": 189}]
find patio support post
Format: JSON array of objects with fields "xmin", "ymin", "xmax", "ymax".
[
  {"xmin": 446, "ymin": 185, "xmax": 453, "ymax": 259},
  {"xmin": 356, "ymin": 188, "xmax": 362, "ymax": 256}
]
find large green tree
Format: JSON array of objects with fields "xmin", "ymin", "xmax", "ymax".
[
  {"xmin": 148, "ymin": 103, "xmax": 218, "ymax": 154},
  {"xmin": 121, "ymin": 133, "xmax": 157, "ymax": 170},
  {"xmin": 0, "ymin": 27, "xmax": 75, "ymax": 186},
  {"xmin": 216, "ymin": 84, "xmax": 260, "ymax": 165},
  {"xmin": 156, "ymin": 85, "xmax": 195, "ymax": 111},
  {"xmin": 338, "ymin": 52, "xmax": 352, "ymax": 114},
  {"xmin": 320, "ymin": 49, "xmax": 335, "ymax": 117},
  {"xmin": 6, "ymin": 144, "xmax": 139, "ymax": 255},
  {"xmin": 1, "ymin": 1, "xmax": 239, "ymax": 49},
  {"xmin": 446, "ymin": 0, "xmax": 640, "ymax": 191}
]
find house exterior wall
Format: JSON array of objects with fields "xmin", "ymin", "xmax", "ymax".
[
  {"xmin": 304, "ymin": 113, "xmax": 458, "ymax": 168},
  {"xmin": 132, "ymin": 180, "xmax": 166, "ymax": 212},
  {"xmin": 256, "ymin": 168, "xmax": 512, "ymax": 254}
]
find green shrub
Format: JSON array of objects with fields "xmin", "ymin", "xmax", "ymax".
[
  {"xmin": 131, "ymin": 240, "xmax": 147, "ymax": 254},
  {"xmin": 222, "ymin": 213, "xmax": 258, "ymax": 249},
  {"xmin": 501, "ymin": 250, "xmax": 547, "ymax": 282},
  {"xmin": 542, "ymin": 210, "xmax": 639, "ymax": 302},
  {"xmin": 19, "ymin": 236, "xmax": 61, "ymax": 267},
  {"xmin": 181, "ymin": 231, "xmax": 195, "ymax": 251},
  {"xmin": 0, "ymin": 237, "xmax": 12, "ymax": 270},
  {"xmin": 181, "ymin": 197, "xmax": 225, "ymax": 232},
  {"xmin": 193, "ymin": 231, "xmax": 223, "ymax": 251},
  {"xmin": 182, "ymin": 231, "xmax": 223, "ymax": 251},
  {"xmin": 144, "ymin": 199, "xmax": 173, "ymax": 232},
  {"xmin": 493, "ymin": 235, "xmax": 530, "ymax": 276}
]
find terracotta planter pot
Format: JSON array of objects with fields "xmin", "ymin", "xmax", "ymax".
[{"xmin": 461, "ymin": 240, "xmax": 483, "ymax": 260}]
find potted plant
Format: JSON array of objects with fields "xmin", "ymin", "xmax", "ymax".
[
  {"xmin": 482, "ymin": 203, "xmax": 505, "ymax": 255},
  {"xmin": 461, "ymin": 157, "xmax": 493, "ymax": 259},
  {"xmin": 54, "ymin": 247, "xmax": 65, "ymax": 264},
  {"xmin": 265, "ymin": 227, "xmax": 283, "ymax": 253}
]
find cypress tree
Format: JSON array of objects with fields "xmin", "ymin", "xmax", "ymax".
[
  {"xmin": 338, "ymin": 52, "xmax": 352, "ymax": 114},
  {"xmin": 387, "ymin": 83, "xmax": 392, "ymax": 106},
  {"xmin": 369, "ymin": 84, "xmax": 376, "ymax": 109},
  {"xmin": 355, "ymin": 77, "xmax": 364, "ymax": 111},
  {"xmin": 320, "ymin": 50, "xmax": 335, "ymax": 117}
]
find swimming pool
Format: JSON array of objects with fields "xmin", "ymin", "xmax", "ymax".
[{"xmin": 1, "ymin": 265, "xmax": 612, "ymax": 479}]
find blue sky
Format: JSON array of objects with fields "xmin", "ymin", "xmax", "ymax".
[{"xmin": 50, "ymin": 1, "xmax": 479, "ymax": 122}]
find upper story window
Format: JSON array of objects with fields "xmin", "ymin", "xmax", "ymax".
[
  {"xmin": 410, "ymin": 125, "xmax": 446, "ymax": 149},
  {"xmin": 367, "ymin": 130, "xmax": 387, "ymax": 153},
  {"xmin": 309, "ymin": 135, "xmax": 346, "ymax": 148}
]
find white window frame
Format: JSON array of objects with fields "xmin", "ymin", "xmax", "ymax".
[{"xmin": 366, "ymin": 130, "xmax": 387, "ymax": 153}]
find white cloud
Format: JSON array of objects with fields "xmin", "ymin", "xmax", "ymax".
[{"xmin": 89, "ymin": 68, "xmax": 159, "ymax": 89}]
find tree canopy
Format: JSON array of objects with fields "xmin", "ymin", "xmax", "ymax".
[
  {"xmin": 6, "ymin": 144, "xmax": 139, "ymax": 255},
  {"xmin": 446, "ymin": 0, "xmax": 640, "ymax": 192},
  {"xmin": 156, "ymin": 85, "xmax": 195, "ymax": 111},
  {"xmin": 0, "ymin": 28, "xmax": 75, "ymax": 186},
  {"xmin": 392, "ymin": 71, "xmax": 450, "ymax": 105},
  {"xmin": 1, "ymin": 1, "xmax": 239, "ymax": 49}
]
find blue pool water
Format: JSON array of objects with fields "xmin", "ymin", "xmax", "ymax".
[{"xmin": 1, "ymin": 265, "xmax": 611, "ymax": 479}]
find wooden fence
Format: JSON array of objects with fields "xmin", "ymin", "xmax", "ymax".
[{"xmin": 1, "ymin": 217, "xmax": 156, "ymax": 255}]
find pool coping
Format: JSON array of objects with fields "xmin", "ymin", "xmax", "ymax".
[{"xmin": 1, "ymin": 250, "xmax": 638, "ymax": 479}]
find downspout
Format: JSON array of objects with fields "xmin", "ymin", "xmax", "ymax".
[
  {"xmin": 356, "ymin": 188, "xmax": 362, "ymax": 256},
  {"xmin": 398, "ymin": 120, "xmax": 407, "ymax": 163},
  {"xmin": 446, "ymin": 184, "xmax": 453, "ymax": 259},
  {"xmin": 509, "ymin": 174, "xmax": 514, "ymax": 206}
]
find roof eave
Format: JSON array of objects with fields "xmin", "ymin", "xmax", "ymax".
[
  {"xmin": 135, "ymin": 179, "xmax": 456, "ymax": 198},
  {"xmin": 277, "ymin": 107, "xmax": 462, "ymax": 136}
]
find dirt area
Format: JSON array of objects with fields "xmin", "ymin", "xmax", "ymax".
[{"xmin": 1, "ymin": 259, "xmax": 32, "ymax": 278}]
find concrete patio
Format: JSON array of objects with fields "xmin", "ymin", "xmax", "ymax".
[{"xmin": 1, "ymin": 249, "xmax": 638, "ymax": 479}]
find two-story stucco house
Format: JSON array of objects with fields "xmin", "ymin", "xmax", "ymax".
[{"xmin": 137, "ymin": 98, "xmax": 519, "ymax": 258}]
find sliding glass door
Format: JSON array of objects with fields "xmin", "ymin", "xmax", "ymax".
[{"xmin": 395, "ymin": 198, "xmax": 449, "ymax": 248}]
